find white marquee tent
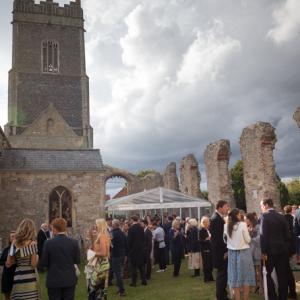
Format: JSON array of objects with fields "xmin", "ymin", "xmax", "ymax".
[{"xmin": 105, "ymin": 187, "xmax": 212, "ymax": 219}]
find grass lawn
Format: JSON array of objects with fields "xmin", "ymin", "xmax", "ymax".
[{"xmin": 38, "ymin": 259, "xmax": 264, "ymax": 300}]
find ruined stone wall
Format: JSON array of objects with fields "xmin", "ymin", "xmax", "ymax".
[
  {"xmin": 139, "ymin": 172, "xmax": 163, "ymax": 191},
  {"xmin": 0, "ymin": 171, "xmax": 105, "ymax": 246},
  {"xmin": 294, "ymin": 107, "xmax": 300, "ymax": 128},
  {"xmin": 163, "ymin": 162, "xmax": 179, "ymax": 191},
  {"xmin": 179, "ymin": 154, "xmax": 201, "ymax": 197},
  {"xmin": 204, "ymin": 139, "xmax": 234, "ymax": 208},
  {"xmin": 240, "ymin": 122, "xmax": 280, "ymax": 214}
]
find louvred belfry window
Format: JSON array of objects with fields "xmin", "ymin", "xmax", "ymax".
[{"xmin": 42, "ymin": 40, "xmax": 59, "ymax": 73}]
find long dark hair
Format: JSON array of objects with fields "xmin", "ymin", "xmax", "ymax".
[
  {"xmin": 227, "ymin": 209, "xmax": 240, "ymax": 238},
  {"xmin": 246, "ymin": 212, "xmax": 258, "ymax": 228}
]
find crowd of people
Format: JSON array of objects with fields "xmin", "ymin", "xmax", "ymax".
[{"xmin": 0, "ymin": 198, "xmax": 299, "ymax": 300}]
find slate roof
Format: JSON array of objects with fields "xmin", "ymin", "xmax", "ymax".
[{"xmin": 0, "ymin": 148, "xmax": 104, "ymax": 171}]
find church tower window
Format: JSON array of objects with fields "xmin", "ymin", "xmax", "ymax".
[{"xmin": 42, "ymin": 40, "xmax": 59, "ymax": 73}]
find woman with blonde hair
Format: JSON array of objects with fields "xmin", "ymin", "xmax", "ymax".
[
  {"xmin": 87, "ymin": 218, "xmax": 111, "ymax": 300},
  {"xmin": 7, "ymin": 218, "xmax": 39, "ymax": 300},
  {"xmin": 199, "ymin": 216, "xmax": 214, "ymax": 283},
  {"xmin": 169, "ymin": 219, "xmax": 184, "ymax": 277}
]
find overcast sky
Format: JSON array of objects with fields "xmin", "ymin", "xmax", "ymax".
[{"xmin": 0, "ymin": 0, "xmax": 299, "ymax": 192}]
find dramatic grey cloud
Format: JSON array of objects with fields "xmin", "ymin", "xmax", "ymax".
[{"xmin": 0, "ymin": 0, "xmax": 299, "ymax": 190}]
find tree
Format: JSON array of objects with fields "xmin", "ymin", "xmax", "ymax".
[
  {"xmin": 201, "ymin": 190, "xmax": 208, "ymax": 200},
  {"xmin": 136, "ymin": 169, "xmax": 157, "ymax": 178},
  {"xmin": 286, "ymin": 179, "xmax": 300, "ymax": 205},
  {"xmin": 276, "ymin": 174, "xmax": 290, "ymax": 208},
  {"xmin": 230, "ymin": 160, "xmax": 246, "ymax": 211}
]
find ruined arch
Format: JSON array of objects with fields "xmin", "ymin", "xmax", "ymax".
[{"xmin": 103, "ymin": 165, "xmax": 140, "ymax": 196}]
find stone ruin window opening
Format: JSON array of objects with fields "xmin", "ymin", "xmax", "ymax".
[
  {"xmin": 49, "ymin": 186, "xmax": 72, "ymax": 227},
  {"xmin": 42, "ymin": 40, "xmax": 59, "ymax": 73},
  {"xmin": 105, "ymin": 176, "xmax": 128, "ymax": 202}
]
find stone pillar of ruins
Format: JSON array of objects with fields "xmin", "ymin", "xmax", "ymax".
[
  {"xmin": 240, "ymin": 122, "xmax": 280, "ymax": 214},
  {"xmin": 204, "ymin": 139, "xmax": 235, "ymax": 208},
  {"xmin": 163, "ymin": 162, "xmax": 179, "ymax": 191},
  {"xmin": 179, "ymin": 154, "xmax": 201, "ymax": 197},
  {"xmin": 294, "ymin": 107, "xmax": 300, "ymax": 128}
]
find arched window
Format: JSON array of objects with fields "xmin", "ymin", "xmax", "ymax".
[
  {"xmin": 42, "ymin": 40, "xmax": 59, "ymax": 73},
  {"xmin": 49, "ymin": 186, "xmax": 72, "ymax": 227}
]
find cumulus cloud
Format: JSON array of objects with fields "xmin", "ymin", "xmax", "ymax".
[
  {"xmin": 0, "ymin": 0, "xmax": 299, "ymax": 184},
  {"xmin": 267, "ymin": 0, "xmax": 300, "ymax": 44}
]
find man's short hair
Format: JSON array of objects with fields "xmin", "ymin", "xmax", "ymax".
[
  {"xmin": 142, "ymin": 219, "xmax": 148, "ymax": 225},
  {"xmin": 51, "ymin": 218, "xmax": 67, "ymax": 233},
  {"xmin": 262, "ymin": 198, "xmax": 274, "ymax": 208},
  {"xmin": 131, "ymin": 215, "xmax": 139, "ymax": 222},
  {"xmin": 216, "ymin": 200, "xmax": 228, "ymax": 210}
]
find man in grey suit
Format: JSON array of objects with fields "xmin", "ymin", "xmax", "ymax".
[{"xmin": 40, "ymin": 218, "xmax": 80, "ymax": 300}]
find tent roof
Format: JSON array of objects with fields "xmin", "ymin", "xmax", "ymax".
[{"xmin": 105, "ymin": 187, "xmax": 211, "ymax": 211}]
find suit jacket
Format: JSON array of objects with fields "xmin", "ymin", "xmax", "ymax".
[
  {"xmin": 284, "ymin": 214, "xmax": 296, "ymax": 256},
  {"xmin": 40, "ymin": 234, "xmax": 80, "ymax": 288},
  {"xmin": 127, "ymin": 223, "xmax": 145, "ymax": 266},
  {"xmin": 37, "ymin": 229, "xmax": 50, "ymax": 256},
  {"xmin": 186, "ymin": 226, "xmax": 200, "ymax": 253},
  {"xmin": 260, "ymin": 209, "xmax": 291, "ymax": 256},
  {"xmin": 210, "ymin": 212, "xmax": 227, "ymax": 268},
  {"xmin": 111, "ymin": 228, "xmax": 127, "ymax": 258},
  {"xmin": 144, "ymin": 228, "xmax": 153, "ymax": 256}
]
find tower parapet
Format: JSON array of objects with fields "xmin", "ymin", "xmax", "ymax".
[{"xmin": 13, "ymin": 0, "xmax": 83, "ymax": 19}]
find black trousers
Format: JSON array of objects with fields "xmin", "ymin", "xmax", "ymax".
[
  {"xmin": 172, "ymin": 253, "xmax": 181, "ymax": 276},
  {"xmin": 48, "ymin": 286, "xmax": 75, "ymax": 300},
  {"xmin": 266, "ymin": 252, "xmax": 289, "ymax": 300},
  {"xmin": 158, "ymin": 247, "xmax": 167, "ymax": 270},
  {"xmin": 287, "ymin": 263, "xmax": 297, "ymax": 297},
  {"xmin": 145, "ymin": 253, "xmax": 152, "ymax": 280},
  {"xmin": 216, "ymin": 260, "xmax": 228, "ymax": 300},
  {"xmin": 131, "ymin": 262, "xmax": 147, "ymax": 285},
  {"xmin": 201, "ymin": 250, "xmax": 213, "ymax": 282}
]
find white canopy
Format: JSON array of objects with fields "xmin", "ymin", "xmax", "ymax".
[{"xmin": 105, "ymin": 187, "xmax": 211, "ymax": 218}]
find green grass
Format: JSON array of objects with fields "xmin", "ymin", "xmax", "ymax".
[{"xmin": 38, "ymin": 259, "xmax": 264, "ymax": 300}]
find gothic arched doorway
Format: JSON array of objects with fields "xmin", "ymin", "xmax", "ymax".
[{"xmin": 49, "ymin": 186, "xmax": 72, "ymax": 227}]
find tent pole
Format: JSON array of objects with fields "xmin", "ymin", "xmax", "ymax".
[
  {"xmin": 189, "ymin": 207, "xmax": 191, "ymax": 218},
  {"xmin": 198, "ymin": 207, "xmax": 200, "ymax": 221},
  {"xmin": 180, "ymin": 208, "xmax": 182, "ymax": 219}
]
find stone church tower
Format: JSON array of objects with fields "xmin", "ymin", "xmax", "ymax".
[{"xmin": 5, "ymin": 0, "xmax": 93, "ymax": 149}]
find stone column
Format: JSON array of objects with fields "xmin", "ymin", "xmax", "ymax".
[
  {"xmin": 240, "ymin": 122, "xmax": 280, "ymax": 214},
  {"xmin": 294, "ymin": 107, "xmax": 300, "ymax": 128},
  {"xmin": 204, "ymin": 139, "xmax": 235, "ymax": 208},
  {"xmin": 163, "ymin": 162, "xmax": 179, "ymax": 191},
  {"xmin": 179, "ymin": 154, "xmax": 201, "ymax": 197}
]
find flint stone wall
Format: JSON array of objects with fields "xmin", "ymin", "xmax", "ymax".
[
  {"xmin": 240, "ymin": 122, "xmax": 280, "ymax": 214},
  {"xmin": 204, "ymin": 139, "xmax": 234, "ymax": 208},
  {"xmin": 179, "ymin": 154, "xmax": 201, "ymax": 197},
  {"xmin": 163, "ymin": 162, "xmax": 179, "ymax": 191},
  {"xmin": 294, "ymin": 107, "xmax": 300, "ymax": 128},
  {"xmin": 0, "ymin": 171, "xmax": 105, "ymax": 245}
]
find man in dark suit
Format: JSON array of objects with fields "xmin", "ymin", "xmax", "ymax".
[
  {"xmin": 37, "ymin": 223, "xmax": 50, "ymax": 271},
  {"xmin": 141, "ymin": 219, "xmax": 153, "ymax": 280},
  {"xmin": 40, "ymin": 218, "xmax": 80, "ymax": 300},
  {"xmin": 260, "ymin": 198, "xmax": 291, "ymax": 300},
  {"xmin": 163, "ymin": 216, "xmax": 173, "ymax": 265},
  {"xmin": 127, "ymin": 215, "xmax": 147, "ymax": 286},
  {"xmin": 111, "ymin": 219, "xmax": 127, "ymax": 297},
  {"xmin": 210, "ymin": 200, "xmax": 229, "ymax": 300}
]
